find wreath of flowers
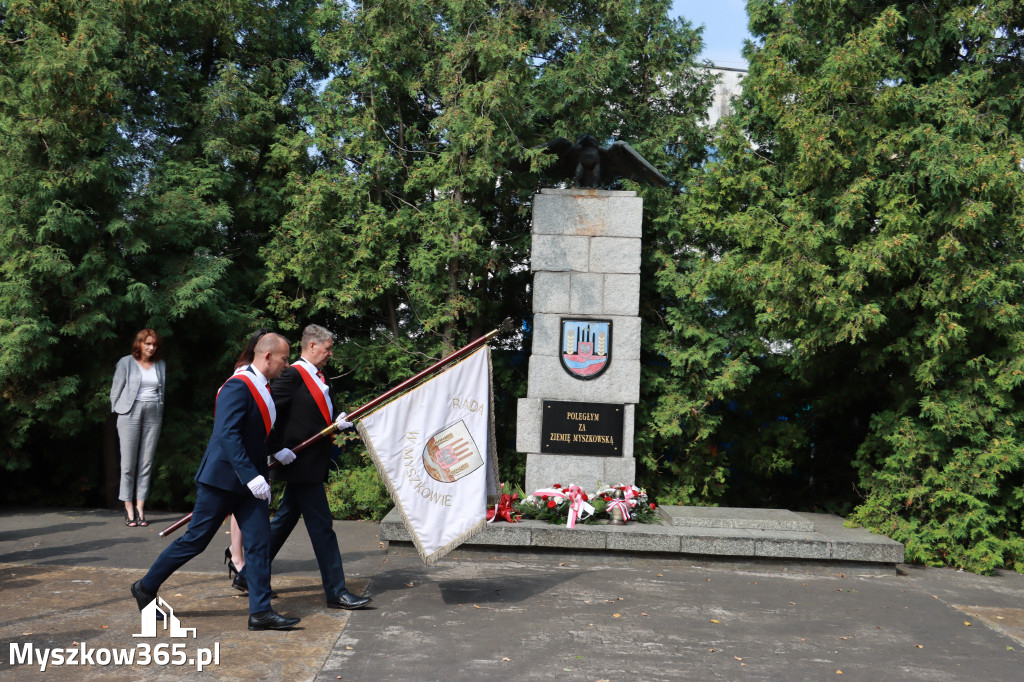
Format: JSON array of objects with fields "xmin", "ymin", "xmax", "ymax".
[
  {"xmin": 594, "ymin": 484, "xmax": 658, "ymax": 524},
  {"xmin": 512, "ymin": 483, "xmax": 657, "ymax": 526}
]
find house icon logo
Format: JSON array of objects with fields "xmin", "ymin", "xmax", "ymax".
[{"xmin": 133, "ymin": 596, "xmax": 197, "ymax": 638}]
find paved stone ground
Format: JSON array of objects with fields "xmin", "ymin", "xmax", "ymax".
[{"xmin": 2, "ymin": 507, "xmax": 1023, "ymax": 680}]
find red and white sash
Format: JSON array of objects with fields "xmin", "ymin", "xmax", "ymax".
[
  {"xmin": 216, "ymin": 366, "xmax": 276, "ymax": 438},
  {"xmin": 293, "ymin": 359, "xmax": 332, "ymax": 426}
]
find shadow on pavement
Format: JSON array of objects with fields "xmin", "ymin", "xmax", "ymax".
[
  {"xmin": 0, "ymin": 521, "xmax": 109, "ymax": 543},
  {"xmin": 0, "ymin": 537, "xmax": 148, "ymax": 565}
]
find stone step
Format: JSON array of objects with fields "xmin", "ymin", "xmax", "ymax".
[
  {"xmin": 658, "ymin": 506, "xmax": 816, "ymax": 532},
  {"xmin": 380, "ymin": 507, "xmax": 904, "ymax": 572}
]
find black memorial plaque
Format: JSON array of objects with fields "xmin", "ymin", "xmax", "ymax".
[{"xmin": 541, "ymin": 400, "xmax": 624, "ymax": 456}]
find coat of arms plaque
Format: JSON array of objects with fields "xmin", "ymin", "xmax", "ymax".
[{"xmin": 560, "ymin": 318, "xmax": 611, "ymax": 380}]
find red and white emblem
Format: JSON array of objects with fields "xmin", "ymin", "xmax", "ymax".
[
  {"xmin": 422, "ymin": 420, "xmax": 483, "ymax": 483},
  {"xmin": 560, "ymin": 318, "xmax": 612, "ymax": 379}
]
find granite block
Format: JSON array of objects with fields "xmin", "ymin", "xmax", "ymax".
[
  {"xmin": 680, "ymin": 531, "xmax": 757, "ymax": 556},
  {"xmin": 531, "ymin": 314, "xmax": 561, "ymax": 357},
  {"xmin": 590, "ymin": 237, "xmax": 641, "ymax": 274},
  {"xmin": 611, "ymin": 316, "xmax": 642, "ymax": 360},
  {"xmin": 466, "ymin": 523, "xmax": 534, "ymax": 547},
  {"xmin": 794, "ymin": 512, "xmax": 904, "ymax": 562},
  {"xmin": 532, "ymin": 234, "xmax": 589, "ymax": 272},
  {"xmin": 533, "ymin": 527, "xmax": 607, "ymax": 549},
  {"xmin": 380, "ymin": 512, "xmax": 410, "ymax": 542},
  {"xmin": 525, "ymin": 452, "xmax": 636, "ymax": 493},
  {"xmin": 515, "ymin": 398, "xmax": 543, "ymax": 453},
  {"xmin": 604, "ymin": 525, "xmax": 681, "ymax": 553},
  {"xmin": 533, "ymin": 189, "xmax": 642, "ymax": 238},
  {"xmin": 527, "ymin": 355, "xmax": 640, "ymax": 403},
  {"xmin": 621, "ymin": 404, "xmax": 635, "ymax": 459},
  {"xmin": 602, "ymin": 455, "xmax": 636, "ymax": 487},
  {"xmin": 829, "ymin": 539, "xmax": 904, "ymax": 564},
  {"xmin": 381, "ymin": 506, "xmax": 904, "ymax": 568},
  {"xmin": 660, "ymin": 506, "xmax": 815, "ymax": 532},
  {"xmin": 569, "ymin": 272, "xmax": 604, "ymax": 314},
  {"xmin": 532, "ymin": 272, "xmax": 570, "ymax": 313},
  {"xmin": 603, "ymin": 275, "xmax": 640, "ymax": 316},
  {"xmin": 754, "ymin": 535, "xmax": 831, "ymax": 560},
  {"xmin": 525, "ymin": 453, "xmax": 610, "ymax": 495},
  {"xmin": 793, "ymin": 512, "xmax": 846, "ymax": 532}
]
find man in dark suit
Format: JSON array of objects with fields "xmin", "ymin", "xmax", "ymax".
[
  {"xmin": 237, "ymin": 324, "xmax": 371, "ymax": 610},
  {"xmin": 130, "ymin": 332, "xmax": 302, "ymax": 631}
]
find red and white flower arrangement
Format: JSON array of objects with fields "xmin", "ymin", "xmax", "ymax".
[
  {"xmin": 594, "ymin": 484, "xmax": 658, "ymax": 524},
  {"xmin": 514, "ymin": 483, "xmax": 657, "ymax": 526}
]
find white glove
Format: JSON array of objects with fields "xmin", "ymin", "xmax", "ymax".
[
  {"xmin": 273, "ymin": 448, "xmax": 297, "ymax": 465},
  {"xmin": 334, "ymin": 412, "xmax": 353, "ymax": 430},
  {"xmin": 247, "ymin": 475, "xmax": 271, "ymax": 501}
]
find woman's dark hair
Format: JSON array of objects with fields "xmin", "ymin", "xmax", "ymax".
[
  {"xmin": 234, "ymin": 328, "xmax": 271, "ymax": 370},
  {"xmin": 131, "ymin": 328, "xmax": 164, "ymax": 362}
]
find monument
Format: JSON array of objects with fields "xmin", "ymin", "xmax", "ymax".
[
  {"xmin": 517, "ymin": 187, "xmax": 643, "ymax": 493},
  {"xmin": 383, "ymin": 139, "xmax": 904, "ymax": 573}
]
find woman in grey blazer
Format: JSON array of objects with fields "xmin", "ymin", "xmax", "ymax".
[{"xmin": 110, "ymin": 328, "xmax": 166, "ymax": 527}]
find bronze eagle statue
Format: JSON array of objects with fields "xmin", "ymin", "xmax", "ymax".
[{"xmin": 539, "ymin": 134, "xmax": 671, "ymax": 189}]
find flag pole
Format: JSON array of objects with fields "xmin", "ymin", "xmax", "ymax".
[{"xmin": 159, "ymin": 318, "xmax": 514, "ymax": 538}]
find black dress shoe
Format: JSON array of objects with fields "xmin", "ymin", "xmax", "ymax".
[
  {"xmin": 247, "ymin": 609, "xmax": 300, "ymax": 631},
  {"xmin": 130, "ymin": 580, "xmax": 165, "ymax": 621},
  {"xmin": 326, "ymin": 589, "xmax": 372, "ymax": 610},
  {"xmin": 231, "ymin": 570, "xmax": 277, "ymax": 598}
]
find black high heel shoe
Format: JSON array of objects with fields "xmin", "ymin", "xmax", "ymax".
[
  {"xmin": 232, "ymin": 571, "xmax": 249, "ymax": 593},
  {"xmin": 224, "ymin": 547, "xmax": 275, "ymax": 597},
  {"xmin": 124, "ymin": 509, "xmax": 137, "ymax": 527},
  {"xmin": 225, "ymin": 548, "xmax": 248, "ymax": 592}
]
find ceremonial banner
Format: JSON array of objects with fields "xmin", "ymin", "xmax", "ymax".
[{"xmin": 358, "ymin": 346, "xmax": 498, "ymax": 564}]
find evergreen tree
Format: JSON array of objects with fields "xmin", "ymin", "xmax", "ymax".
[
  {"xmin": 676, "ymin": 0, "xmax": 1024, "ymax": 571},
  {"xmin": 1, "ymin": 1, "xmax": 137, "ymax": 493},
  {"xmin": 264, "ymin": 0, "xmax": 713, "ymax": 484},
  {"xmin": 114, "ymin": 0, "xmax": 324, "ymax": 503},
  {"xmin": 0, "ymin": 0, "xmax": 319, "ymax": 504},
  {"xmin": 2, "ymin": 0, "xmax": 718, "ymax": 512}
]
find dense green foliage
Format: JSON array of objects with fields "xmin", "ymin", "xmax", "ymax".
[
  {"xmin": 666, "ymin": 0, "xmax": 1024, "ymax": 572},
  {"xmin": 0, "ymin": 1, "xmax": 712, "ymax": 511},
  {"xmin": 259, "ymin": 0, "xmax": 714, "ymax": 490},
  {"xmin": 1, "ymin": 0, "xmax": 325, "ymax": 504},
  {"xmin": 5, "ymin": 0, "xmax": 1020, "ymax": 574},
  {"xmin": 324, "ymin": 464, "xmax": 393, "ymax": 521}
]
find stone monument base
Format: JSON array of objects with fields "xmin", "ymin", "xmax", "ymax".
[
  {"xmin": 524, "ymin": 453, "xmax": 636, "ymax": 498},
  {"xmin": 379, "ymin": 506, "xmax": 905, "ymax": 574},
  {"xmin": 518, "ymin": 187, "xmax": 643, "ymax": 497}
]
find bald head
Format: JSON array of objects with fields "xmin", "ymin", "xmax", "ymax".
[
  {"xmin": 252, "ymin": 332, "xmax": 290, "ymax": 380},
  {"xmin": 254, "ymin": 332, "xmax": 286, "ymax": 356}
]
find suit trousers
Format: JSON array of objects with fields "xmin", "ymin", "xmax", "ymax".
[
  {"xmin": 117, "ymin": 400, "xmax": 163, "ymax": 502},
  {"xmin": 141, "ymin": 483, "xmax": 273, "ymax": 614},
  {"xmin": 240, "ymin": 482, "xmax": 347, "ymax": 598}
]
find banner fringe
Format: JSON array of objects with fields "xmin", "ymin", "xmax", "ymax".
[
  {"xmin": 423, "ymin": 518, "xmax": 487, "ymax": 565},
  {"xmin": 356, "ymin": 345, "xmax": 498, "ymax": 565},
  {"xmin": 485, "ymin": 346, "xmax": 500, "ymax": 505}
]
